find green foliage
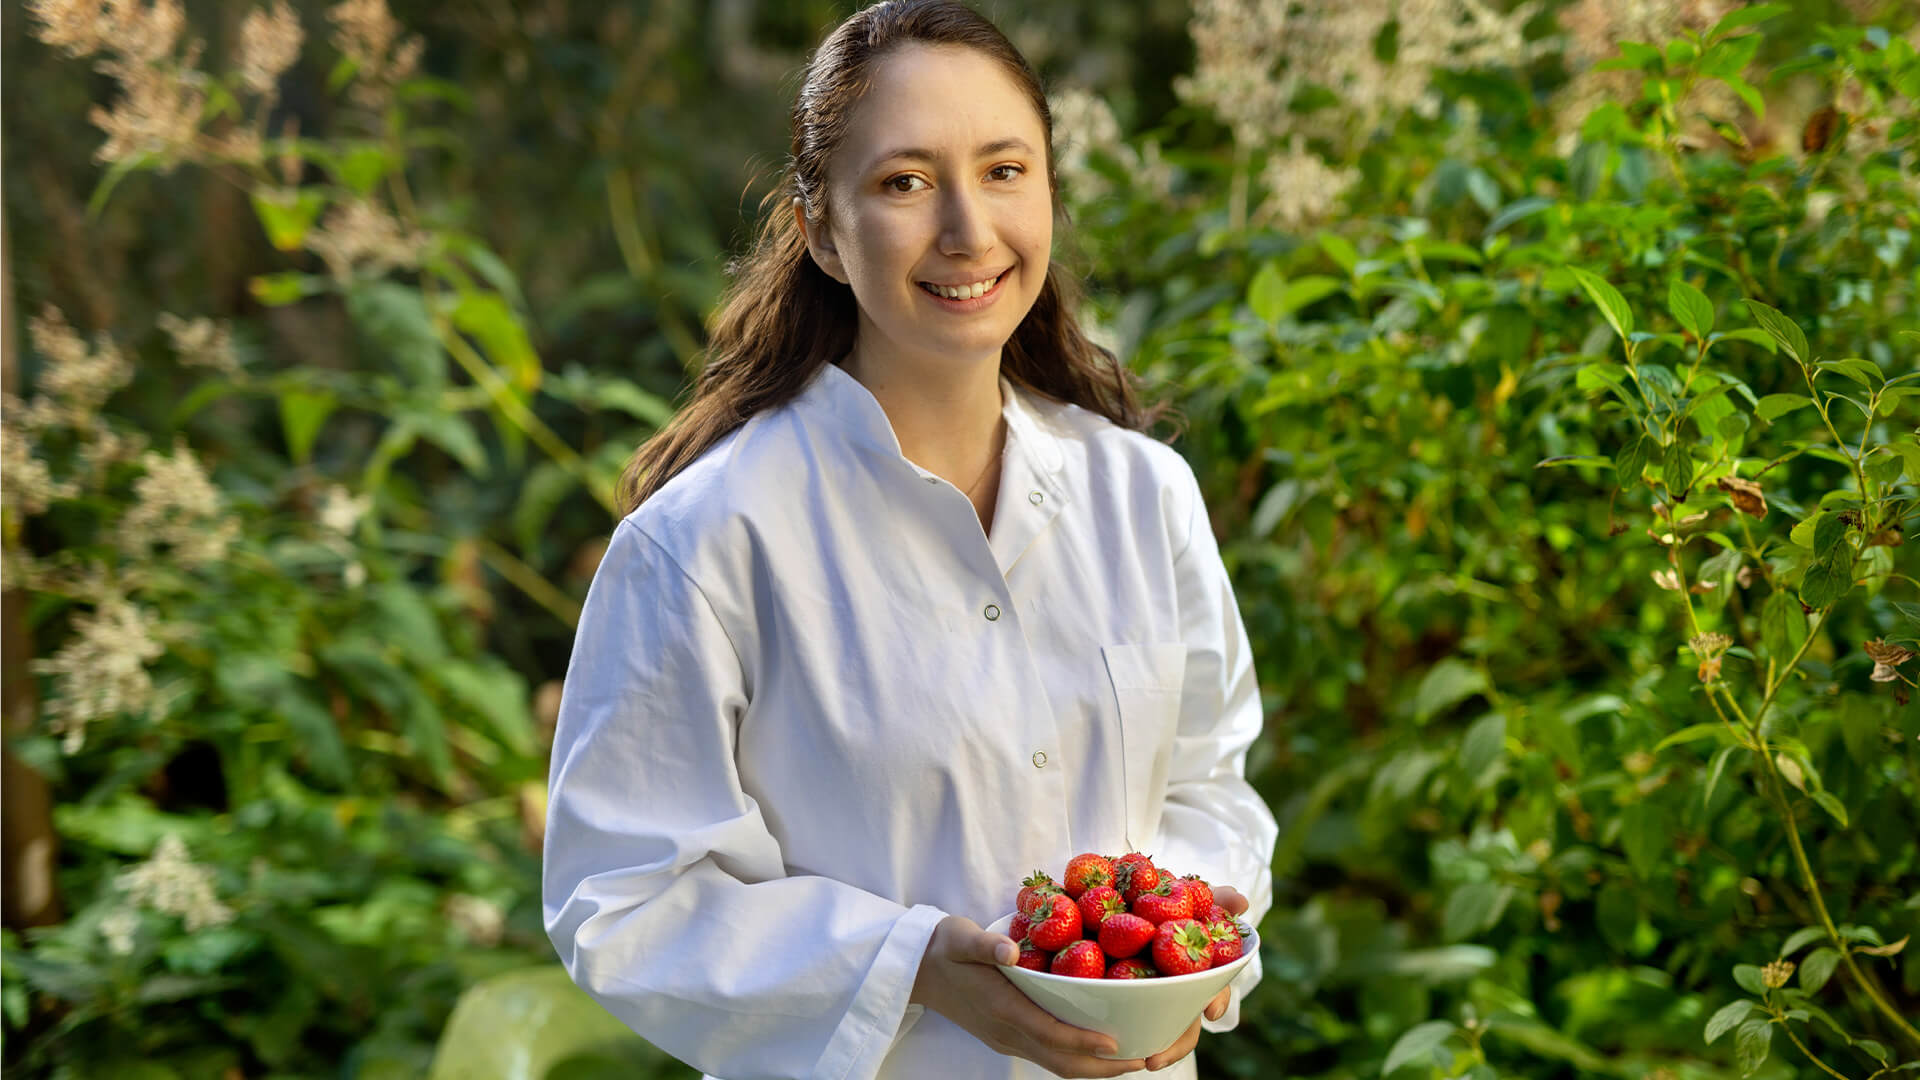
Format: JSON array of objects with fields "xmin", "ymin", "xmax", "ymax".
[{"xmin": 7, "ymin": 1, "xmax": 1920, "ymax": 1079}]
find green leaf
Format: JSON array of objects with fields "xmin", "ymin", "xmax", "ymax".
[
  {"xmin": 433, "ymin": 661, "xmax": 536, "ymax": 757},
  {"xmin": 1275, "ymin": 275, "xmax": 1345, "ymax": 319},
  {"xmin": 1733, "ymin": 964, "xmax": 1767, "ymax": 996},
  {"xmin": 278, "ymin": 389, "xmax": 338, "ymax": 466},
  {"xmin": 1596, "ymin": 883, "xmax": 1639, "ymax": 952},
  {"xmin": 334, "ymin": 144, "xmax": 395, "ymax": 196},
  {"xmin": 1811, "ymin": 791, "xmax": 1849, "ymax": 828},
  {"xmin": 1821, "ymin": 357, "xmax": 1883, "ymax": 388},
  {"xmin": 1248, "ymin": 262, "xmax": 1287, "ymax": 324},
  {"xmin": 1705, "ymin": 1000, "xmax": 1755, "ymax": 1044},
  {"xmin": 1741, "ymin": 300, "xmax": 1809, "ymax": 364},
  {"xmin": 250, "ymin": 271, "xmax": 326, "ymax": 307},
  {"xmin": 1669, "ymin": 279, "xmax": 1715, "ymax": 339},
  {"xmin": 1761, "ymin": 589, "xmax": 1809, "ymax": 668},
  {"xmin": 426, "ymin": 966, "xmax": 677, "ymax": 1080},
  {"xmin": 1755, "ymin": 393, "xmax": 1812, "ymax": 422},
  {"xmin": 1703, "ymin": 743, "xmax": 1738, "ymax": 808},
  {"xmin": 1866, "ymin": 451, "xmax": 1906, "ymax": 487},
  {"xmin": 1382, "ymin": 1021, "xmax": 1457, "ymax": 1075},
  {"xmin": 1654, "ymin": 723, "xmax": 1729, "ymax": 752},
  {"xmin": 1482, "ymin": 196, "xmax": 1553, "ymax": 239},
  {"xmin": 1892, "ymin": 438, "xmax": 1920, "ymax": 483},
  {"xmin": 1318, "ymin": 232, "xmax": 1359, "ymax": 276},
  {"xmin": 402, "ymin": 410, "xmax": 489, "ymax": 476},
  {"xmin": 1458, "ymin": 712, "xmax": 1507, "ymax": 784},
  {"xmin": 1811, "ymin": 512, "xmax": 1846, "ymax": 560},
  {"xmin": 1709, "ymin": 2, "xmax": 1788, "ymax": 41},
  {"xmin": 1855, "ymin": 1039, "xmax": 1892, "ymax": 1065},
  {"xmin": 251, "ymin": 189, "xmax": 327, "ymax": 252},
  {"xmin": 1413, "ymin": 659, "xmax": 1488, "ymax": 723},
  {"xmin": 1734, "ymin": 1017, "xmax": 1773, "ymax": 1076},
  {"xmin": 1800, "ymin": 946, "xmax": 1841, "ymax": 992},
  {"xmin": 1442, "ymin": 881, "xmax": 1512, "ymax": 941},
  {"xmin": 1663, "ymin": 439, "xmax": 1694, "ymax": 497},
  {"xmin": 1569, "ymin": 267, "xmax": 1635, "ymax": 343},
  {"xmin": 1622, "ymin": 802, "xmax": 1665, "ymax": 879},
  {"xmin": 1615, "ymin": 435, "xmax": 1650, "ymax": 490},
  {"xmin": 514, "ymin": 460, "xmax": 581, "ymax": 554},
  {"xmin": 348, "ymin": 282, "xmax": 445, "ymax": 388},
  {"xmin": 1800, "ymin": 554, "xmax": 1852, "ymax": 609},
  {"xmin": 1779, "ymin": 926, "xmax": 1826, "ymax": 958},
  {"xmin": 451, "ymin": 290, "xmax": 541, "ymax": 392}
]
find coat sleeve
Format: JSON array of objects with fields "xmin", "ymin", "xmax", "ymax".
[
  {"xmin": 543, "ymin": 519, "xmax": 948, "ymax": 1080},
  {"xmin": 1151, "ymin": 463, "xmax": 1279, "ymax": 1035}
]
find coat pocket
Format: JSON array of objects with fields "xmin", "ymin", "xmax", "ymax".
[{"xmin": 1099, "ymin": 643, "xmax": 1188, "ymax": 852}]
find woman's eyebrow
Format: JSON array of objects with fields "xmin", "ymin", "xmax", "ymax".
[{"xmin": 866, "ymin": 137, "xmax": 1035, "ymax": 173}]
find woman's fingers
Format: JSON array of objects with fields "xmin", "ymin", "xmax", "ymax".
[
  {"xmin": 1143, "ymin": 1015, "xmax": 1202, "ymax": 1071},
  {"xmin": 1212, "ymin": 884, "xmax": 1250, "ymax": 916},
  {"xmin": 1204, "ymin": 984, "xmax": 1232, "ymax": 1021}
]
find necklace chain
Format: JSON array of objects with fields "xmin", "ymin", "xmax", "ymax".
[{"xmin": 962, "ymin": 425, "xmax": 1006, "ymax": 500}]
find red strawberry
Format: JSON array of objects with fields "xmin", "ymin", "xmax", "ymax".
[
  {"xmin": 1113, "ymin": 853, "xmax": 1160, "ymax": 902},
  {"xmin": 1015, "ymin": 943, "xmax": 1050, "ymax": 971},
  {"xmin": 1205, "ymin": 903, "xmax": 1229, "ymax": 924},
  {"xmin": 1050, "ymin": 939, "xmax": 1107, "ymax": 979},
  {"xmin": 1106, "ymin": 957, "xmax": 1158, "ymax": 979},
  {"xmin": 1077, "ymin": 885, "xmax": 1126, "ymax": 934},
  {"xmin": 1096, "ymin": 912, "xmax": 1157, "ymax": 959},
  {"xmin": 1016, "ymin": 870, "xmax": 1060, "ymax": 917},
  {"xmin": 1150, "ymin": 918, "xmax": 1214, "ymax": 976},
  {"xmin": 1206, "ymin": 916, "xmax": 1246, "ymax": 968},
  {"xmin": 1131, "ymin": 881, "xmax": 1193, "ymax": 925},
  {"xmin": 1009, "ymin": 911, "xmax": 1031, "ymax": 943},
  {"xmin": 1062, "ymin": 852, "xmax": 1115, "ymax": 898},
  {"xmin": 1177, "ymin": 874, "xmax": 1214, "ymax": 917},
  {"xmin": 1027, "ymin": 892, "xmax": 1083, "ymax": 951}
]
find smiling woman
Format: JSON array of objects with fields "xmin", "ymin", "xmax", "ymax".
[{"xmin": 544, "ymin": 3, "xmax": 1278, "ymax": 1079}]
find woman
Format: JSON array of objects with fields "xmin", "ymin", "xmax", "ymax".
[{"xmin": 542, "ymin": 2, "xmax": 1278, "ymax": 1076}]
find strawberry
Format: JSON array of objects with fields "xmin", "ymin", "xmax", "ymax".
[
  {"xmin": 1205, "ymin": 916, "xmax": 1246, "ymax": 968},
  {"xmin": 1061, "ymin": 852, "xmax": 1115, "ymax": 898},
  {"xmin": 1050, "ymin": 940, "xmax": 1107, "ymax": 979},
  {"xmin": 1106, "ymin": 957, "xmax": 1158, "ymax": 979},
  {"xmin": 1113, "ymin": 853, "xmax": 1160, "ymax": 903},
  {"xmin": 1176, "ymin": 874, "xmax": 1214, "ymax": 917},
  {"xmin": 1096, "ymin": 912, "xmax": 1157, "ymax": 959},
  {"xmin": 1076, "ymin": 885, "xmax": 1126, "ymax": 934},
  {"xmin": 1205, "ymin": 903, "xmax": 1229, "ymax": 924},
  {"xmin": 1009, "ymin": 911, "xmax": 1031, "ymax": 943},
  {"xmin": 1026, "ymin": 892, "xmax": 1084, "ymax": 951},
  {"xmin": 1131, "ymin": 881, "xmax": 1193, "ymax": 925},
  {"xmin": 1150, "ymin": 918, "xmax": 1214, "ymax": 977},
  {"xmin": 1015, "ymin": 943, "xmax": 1050, "ymax": 971},
  {"xmin": 1016, "ymin": 870, "xmax": 1060, "ymax": 917}
]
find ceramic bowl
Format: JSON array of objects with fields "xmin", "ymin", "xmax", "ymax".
[{"xmin": 983, "ymin": 911, "xmax": 1257, "ymax": 1061}]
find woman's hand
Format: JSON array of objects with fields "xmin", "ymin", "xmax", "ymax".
[
  {"xmin": 1140, "ymin": 884, "xmax": 1250, "ymax": 1071},
  {"xmin": 910, "ymin": 915, "xmax": 1148, "ymax": 1078}
]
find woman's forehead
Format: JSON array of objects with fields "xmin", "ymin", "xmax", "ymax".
[{"xmin": 837, "ymin": 44, "xmax": 1045, "ymax": 174}]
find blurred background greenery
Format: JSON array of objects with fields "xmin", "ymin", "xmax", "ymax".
[{"xmin": 3, "ymin": 0, "xmax": 1918, "ymax": 1077}]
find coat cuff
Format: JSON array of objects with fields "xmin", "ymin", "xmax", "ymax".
[{"xmin": 815, "ymin": 903, "xmax": 949, "ymax": 1080}]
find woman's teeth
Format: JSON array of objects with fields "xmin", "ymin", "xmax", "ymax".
[{"xmin": 920, "ymin": 274, "xmax": 999, "ymax": 300}]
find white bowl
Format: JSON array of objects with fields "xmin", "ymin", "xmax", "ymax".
[{"xmin": 984, "ymin": 911, "xmax": 1258, "ymax": 1060}]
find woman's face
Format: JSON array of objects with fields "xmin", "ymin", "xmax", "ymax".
[{"xmin": 802, "ymin": 44, "xmax": 1053, "ymax": 376}]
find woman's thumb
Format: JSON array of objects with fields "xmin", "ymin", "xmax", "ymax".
[{"xmin": 982, "ymin": 933, "xmax": 1018, "ymax": 966}]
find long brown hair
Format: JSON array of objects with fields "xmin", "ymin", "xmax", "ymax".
[{"xmin": 618, "ymin": 0, "xmax": 1164, "ymax": 514}]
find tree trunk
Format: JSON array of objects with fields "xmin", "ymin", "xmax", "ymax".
[{"xmin": 2, "ymin": 131, "xmax": 64, "ymax": 930}]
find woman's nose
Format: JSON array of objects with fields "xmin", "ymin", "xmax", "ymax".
[{"xmin": 939, "ymin": 187, "xmax": 994, "ymax": 258}]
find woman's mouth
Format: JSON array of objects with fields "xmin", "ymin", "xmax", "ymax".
[{"xmin": 916, "ymin": 269, "xmax": 1008, "ymax": 309}]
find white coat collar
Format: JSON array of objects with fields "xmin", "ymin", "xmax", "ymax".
[{"xmin": 801, "ymin": 361, "xmax": 1067, "ymax": 480}]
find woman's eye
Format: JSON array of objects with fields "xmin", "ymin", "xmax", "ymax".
[
  {"xmin": 886, "ymin": 174, "xmax": 927, "ymax": 193},
  {"xmin": 988, "ymin": 164, "xmax": 1024, "ymax": 182}
]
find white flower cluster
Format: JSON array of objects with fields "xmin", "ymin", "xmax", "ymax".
[
  {"xmin": 305, "ymin": 199, "xmax": 429, "ymax": 281},
  {"xmin": 1177, "ymin": 0, "xmax": 1548, "ymax": 154},
  {"xmin": 117, "ymin": 833, "xmax": 234, "ymax": 932},
  {"xmin": 156, "ymin": 313, "xmax": 242, "ymax": 376},
  {"xmin": 120, "ymin": 437, "xmax": 241, "ymax": 570},
  {"xmin": 444, "ymin": 893, "xmax": 506, "ymax": 946},
  {"xmin": 1049, "ymin": 87, "xmax": 1175, "ymax": 208},
  {"xmin": 1257, "ymin": 134, "xmax": 1362, "ymax": 230},
  {"xmin": 30, "ymin": 595, "xmax": 166, "ymax": 753}
]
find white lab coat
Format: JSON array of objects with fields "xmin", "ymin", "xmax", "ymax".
[{"xmin": 544, "ymin": 361, "xmax": 1278, "ymax": 1079}]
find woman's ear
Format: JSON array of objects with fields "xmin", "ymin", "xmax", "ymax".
[{"xmin": 793, "ymin": 197, "xmax": 849, "ymax": 284}]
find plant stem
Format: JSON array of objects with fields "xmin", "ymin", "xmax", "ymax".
[{"xmin": 1777, "ymin": 1014, "xmax": 1855, "ymax": 1080}]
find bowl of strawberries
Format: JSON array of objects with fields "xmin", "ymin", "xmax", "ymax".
[{"xmin": 984, "ymin": 851, "xmax": 1257, "ymax": 1061}]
